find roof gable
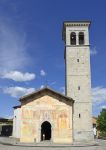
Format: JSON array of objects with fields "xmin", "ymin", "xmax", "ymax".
[{"xmin": 19, "ymin": 87, "xmax": 74, "ymax": 104}]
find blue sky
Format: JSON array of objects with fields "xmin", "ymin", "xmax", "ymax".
[{"xmin": 0, "ymin": 0, "xmax": 106, "ymax": 118}]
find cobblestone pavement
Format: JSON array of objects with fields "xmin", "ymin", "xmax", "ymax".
[{"xmin": 0, "ymin": 140, "xmax": 106, "ymax": 150}]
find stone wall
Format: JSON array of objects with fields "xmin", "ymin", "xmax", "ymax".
[{"xmin": 63, "ymin": 22, "xmax": 94, "ymax": 142}]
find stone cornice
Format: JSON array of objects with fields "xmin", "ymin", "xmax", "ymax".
[{"xmin": 63, "ymin": 21, "xmax": 91, "ymax": 27}]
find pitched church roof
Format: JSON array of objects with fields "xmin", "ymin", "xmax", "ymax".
[
  {"xmin": 19, "ymin": 87, "xmax": 74, "ymax": 102},
  {"xmin": 13, "ymin": 87, "xmax": 74, "ymax": 109}
]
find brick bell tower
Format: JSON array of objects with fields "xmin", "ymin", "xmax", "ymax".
[{"xmin": 62, "ymin": 21, "xmax": 94, "ymax": 142}]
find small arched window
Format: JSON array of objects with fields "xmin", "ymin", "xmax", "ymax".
[
  {"xmin": 79, "ymin": 32, "xmax": 84, "ymax": 45},
  {"xmin": 70, "ymin": 32, "xmax": 76, "ymax": 45}
]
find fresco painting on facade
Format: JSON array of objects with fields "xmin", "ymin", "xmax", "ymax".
[
  {"xmin": 22, "ymin": 109, "xmax": 33, "ymax": 119},
  {"xmin": 58, "ymin": 112, "xmax": 68, "ymax": 129},
  {"xmin": 18, "ymin": 92, "xmax": 73, "ymax": 143}
]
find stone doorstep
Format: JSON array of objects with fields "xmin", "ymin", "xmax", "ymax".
[
  {"xmin": 2, "ymin": 143, "xmax": 99, "ymax": 147},
  {"xmin": 72, "ymin": 141, "xmax": 99, "ymax": 146},
  {"xmin": 14, "ymin": 142, "xmax": 99, "ymax": 147},
  {"xmin": 0, "ymin": 137, "xmax": 99, "ymax": 147},
  {"xmin": 0, "ymin": 141, "xmax": 99, "ymax": 147}
]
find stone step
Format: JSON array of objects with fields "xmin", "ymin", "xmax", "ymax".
[{"xmin": 0, "ymin": 137, "xmax": 99, "ymax": 147}]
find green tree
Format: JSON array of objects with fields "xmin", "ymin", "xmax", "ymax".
[{"xmin": 97, "ymin": 108, "xmax": 106, "ymax": 137}]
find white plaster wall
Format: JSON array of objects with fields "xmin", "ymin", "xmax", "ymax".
[{"xmin": 13, "ymin": 108, "xmax": 21, "ymax": 138}]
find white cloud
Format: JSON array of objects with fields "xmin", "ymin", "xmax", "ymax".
[
  {"xmin": 90, "ymin": 47, "xmax": 98, "ymax": 56},
  {"xmin": 5, "ymin": 115, "xmax": 13, "ymax": 119},
  {"xmin": 50, "ymin": 81, "xmax": 56, "ymax": 85},
  {"xmin": 2, "ymin": 71, "xmax": 35, "ymax": 82},
  {"xmin": 0, "ymin": 21, "xmax": 30, "ymax": 73},
  {"xmin": 92, "ymin": 86, "xmax": 106, "ymax": 103},
  {"xmin": 101, "ymin": 105, "xmax": 106, "ymax": 109},
  {"xmin": 92, "ymin": 86, "xmax": 106, "ymax": 114},
  {"xmin": 60, "ymin": 86, "xmax": 65, "ymax": 94},
  {"xmin": 40, "ymin": 70, "xmax": 46, "ymax": 76},
  {"xmin": 3, "ymin": 86, "xmax": 35, "ymax": 98},
  {"xmin": 40, "ymin": 85, "xmax": 44, "ymax": 89}
]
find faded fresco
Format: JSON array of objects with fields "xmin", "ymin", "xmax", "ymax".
[{"xmin": 20, "ymin": 94, "xmax": 73, "ymax": 143}]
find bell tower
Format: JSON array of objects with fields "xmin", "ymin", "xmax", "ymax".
[{"xmin": 62, "ymin": 21, "xmax": 93, "ymax": 142}]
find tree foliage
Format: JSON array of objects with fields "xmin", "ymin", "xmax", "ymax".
[{"xmin": 97, "ymin": 108, "xmax": 106, "ymax": 137}]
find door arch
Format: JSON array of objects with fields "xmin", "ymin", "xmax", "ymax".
[{"xmin": 41, "ymin": 121, "xmax": 51, "ymax": 141}]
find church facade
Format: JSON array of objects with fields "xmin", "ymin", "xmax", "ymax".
[
  {"xmin": 13, "ymin": 21, "xmax": 94, "ymax": 143},
  {"xmin": 13, "ymin": 88, "xmax": 74, "ymax": 143}
]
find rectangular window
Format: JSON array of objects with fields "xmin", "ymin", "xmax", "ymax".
[
  {"xmin": 78, "ymin": 86, "xmax": 80, "ymax": 90},
  {"xmin": 79, "ymin": 114, "xmax": 81, "ymax": 118},
  {"xmin": 77, "ymin": 59, "xmax": 79, "ymax": 62}
]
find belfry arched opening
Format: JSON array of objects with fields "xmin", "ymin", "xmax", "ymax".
[{"xmin": 41, "ymin": 121, "xmax": 51, "ymax": 141}]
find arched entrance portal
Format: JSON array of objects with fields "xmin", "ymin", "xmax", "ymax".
[{"xmin": 41, "ymin": 121, "xmax": 51, "ymax": 141}]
